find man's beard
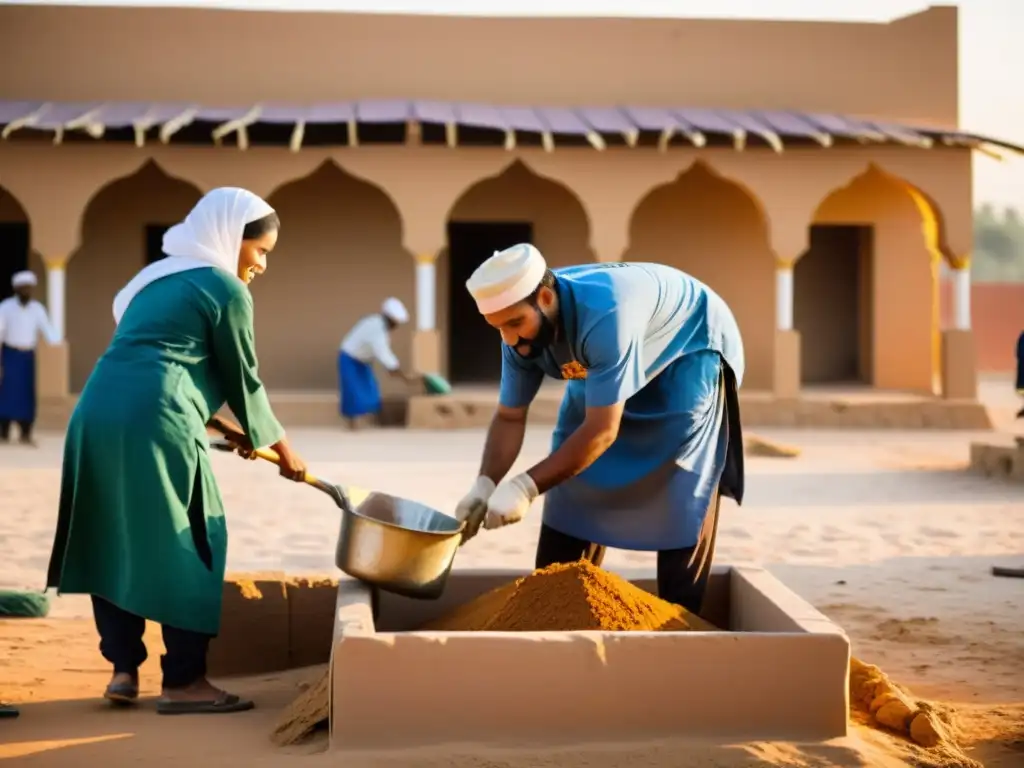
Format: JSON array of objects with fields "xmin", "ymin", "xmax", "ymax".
[{"xmin": 512, "ymin": 304, "xmax": 557, "ymax": 360}]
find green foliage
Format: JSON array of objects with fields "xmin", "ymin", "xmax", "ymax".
[{"xmin": 974, "ymin": 204, "xmax": 1024, "ymax": 282}]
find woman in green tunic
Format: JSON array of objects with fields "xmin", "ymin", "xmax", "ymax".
[{"xmin": 46, "ymin": 188, "xmax": 307, "ymax": 715}]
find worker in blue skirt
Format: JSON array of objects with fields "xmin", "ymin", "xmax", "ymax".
[
  {"xmin": 0, "ymin": 270, "xmax": 60, "ymax": 446},
  {"xmin": 454, "ymin": 244, "xmax": 745, "ymax": 615},
  {"xmin": 338, "ymin": 298, "xmax": 419, "ymax": 429}
]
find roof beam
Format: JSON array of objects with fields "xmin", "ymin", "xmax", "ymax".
[
  {"xmin": 212, "ymin": 105, "xmax": 262, "ymax": 150},
  {"xmin": 1, "ymin": 103, "xmax": 49, "ymax": 140},
  {"xmin": 159, "ymin": 107, "xmax": 198, "ymax": 144}
]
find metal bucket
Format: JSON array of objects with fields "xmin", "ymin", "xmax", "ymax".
[
  {"xmin": 209, "ymin": 437, "xmax": 463, "ymax": 599},
  {"xmin": 335, "ymin": 492, "xmax": 463, "ymax": 600}
]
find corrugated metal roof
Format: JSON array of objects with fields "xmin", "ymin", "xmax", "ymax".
[{"xmin": 0, "ymin": 99, "xmax": 1019, "ymax": 155}]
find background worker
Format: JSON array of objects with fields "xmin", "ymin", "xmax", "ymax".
[{"xmin": 338, "ymin": 297, "xmax": 420, "ymax": 429}]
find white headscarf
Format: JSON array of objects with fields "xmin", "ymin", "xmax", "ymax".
[
  {"xmin": 112, "ymin": 187, "xmax": 275, "ymax": 324},
  {"xmin": 381, "ymin": 297, "xmax": 409, "ymax": 324},
  {"xmin": 11, "ymin": 270, "xmax": 37, "ymax": 288}
]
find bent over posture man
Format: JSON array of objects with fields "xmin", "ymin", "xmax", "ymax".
[{"xmin": 454, "ymin": 244, "xmax": 746, "ymax": 614}]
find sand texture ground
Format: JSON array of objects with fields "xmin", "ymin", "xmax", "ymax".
[{"xmin": 2, "ymin": 393, "xmax": 1023, "ymax": 766}]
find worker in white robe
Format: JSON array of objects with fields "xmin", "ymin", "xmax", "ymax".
[
  {"xmin": 338, "ymin": 297, "xmax": 419, "ymax": 429},
  {"xmin": 0, "ymin": 270, "xmax": 59, "ymax": 446}
]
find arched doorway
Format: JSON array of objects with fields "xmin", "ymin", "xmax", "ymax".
[
  {"xmin": 626, "ymin": 161, "xmax": 772, "ymax": 389},
  {"xmin": 0, "ymin": 185, "xmax": 31, "ymax": 302},
  {"xmin": 69, "ymin": 161, "xmax": 203, "ymax": 391},
  {"xmin": 260, "ymin": 161, "xmax": 408, "ymax": 392},
  {"xmin": 794, "ymin": 224, "xmax": 873, "ymax": 385},
  {"xmin": 803, "ymin": 166, "xmax": 945, "ymax": 392},
  {"xmin": 444, "ymin": 160, "xmax": 592, "ymax": 384}
]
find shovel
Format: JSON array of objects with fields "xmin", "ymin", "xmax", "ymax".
[
  {"xmin": 208, "ymin": 435, "xmax": 466, "ymax": 600},
  {"xmin": 208, "ymin": 438, "xmax": 355, "ymax": 513}
]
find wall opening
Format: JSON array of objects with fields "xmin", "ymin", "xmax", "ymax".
[
  {"xmin": 795, "ymin": 224, "xmax": 874, "ymax": 385},
  {"xmin": 145, "ymin": 223, "xmax": 173, "ymax": 264},
  {"xmin": 0, "ymin": 222, "xmax": 30, "ymax": 302},
  {"xmin": 446, "ymin": 220, "xmax": 533, "ymax": 384}
]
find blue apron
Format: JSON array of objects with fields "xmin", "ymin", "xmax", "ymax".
[
  {"xmin": 338, "ymin": 351, "xmax": 381, "ymax": 418},
  {"xmin": 499, "ymin": 263, "xmax": 745, "ymax": 551},
  {"xmin": 545, "ymin": 353, "xmax": 730, "ymax": 550},
  {"xmin": 0, "ymin": 345, "xmax": 37, "ymax": 423}
]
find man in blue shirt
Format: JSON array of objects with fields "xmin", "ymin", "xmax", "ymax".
[{"xmin": 455, "ymin": 244, "xmax": 745, "ymax": 614}]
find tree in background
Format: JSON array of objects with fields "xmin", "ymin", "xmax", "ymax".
[{"xmin": 973, "ymin": 204, "xmax": 1024, "ymax": 282}]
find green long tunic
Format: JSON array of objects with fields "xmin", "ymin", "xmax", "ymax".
[{"xmin": 46, "ymin": 267, "xmax": 284, "ymax": 636}]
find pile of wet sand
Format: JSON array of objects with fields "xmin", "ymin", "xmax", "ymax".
[
  {"xmin": 423, "ymin": 559, "xmax": 716, "ymax": 632},
  {"xmin": 849, "ymin": 657, "xmax": 979, "ymax": 767}
]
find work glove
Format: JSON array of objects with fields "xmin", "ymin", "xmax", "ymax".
[
  {"xmin": 484, "ymin": 473, "xmax": 539, "ymax": 530},
  {"xmin": 454, "ymin": 475, "xmax": 495, "ymax": 543}
]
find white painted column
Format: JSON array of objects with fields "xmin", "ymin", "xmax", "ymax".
[
  {"xmin": 415, "ymin": 253, "xmax": 436, "ymax": 332},
  {"xmin": 45, "ymin": 261, "xmax": 66, "ymax": 342},
  {"xmin": 952, "ymin": 266, "xmax": 971, "ymax": 331},
  {"xmin": 775, "ymin": 260, "xmax": 794, "ymax": 331}
]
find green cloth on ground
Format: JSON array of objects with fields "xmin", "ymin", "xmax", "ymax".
[
  {"xmin": 46, "ymin": 267, "xmax": 285, "ymax": 636},
  {"xmin": 423, "ymin": 373, "xmax": 452, "ymax": 396},
  {"xmin": 0, "ymin": 589, "xmax": 50, "ymax": 618}
]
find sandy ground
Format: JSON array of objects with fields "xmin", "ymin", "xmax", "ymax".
[{"xmin": 2, "ymin": 382, "xmax": 1023, "ymax": 766}]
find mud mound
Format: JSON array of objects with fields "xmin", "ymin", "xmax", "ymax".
[
  {"xmin": 744, "ymin": 434, "xmax": 801, "ymax": 459},
  {"xmin": 424, "ymin": 559, "xmax": 717, "ymax": 632},
  {"xmin": 850, "ymin": 657, "xmax": 980, "ymax": 767}
]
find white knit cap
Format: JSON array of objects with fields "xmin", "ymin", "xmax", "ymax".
[
  {"xmin": 466, "ymin": 243, "xmax": 546, "ymax": 315},
  {"xmin": 11, "ymin": 270, "xmax": 37, "ymax": 288},
  {"xmin": 381, "ymin": 297, "xmax": 409, "ymax": 324}
]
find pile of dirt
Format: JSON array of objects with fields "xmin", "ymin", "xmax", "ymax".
[
  {"xmin": 271, "ymin": 667, "xmax": 330, "ymax": 747},
  {"xmin": 744, "ymin": 434, "xmax": 801, "ymax": 459},
  {"xmin": 424, "ymin": 559, "xmax": 717, "ymax": 632},
  {"xmin": 849, "ymin": 657, "xmax": 980, "ymax": 767}
]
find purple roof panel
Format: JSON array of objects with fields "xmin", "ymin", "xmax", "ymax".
[
  {"xmin": 674, "ymin": 109, "xmax": 744, "ymax": 134},
  {"xmin": 802, "ymin": 113, "xmax": 885, "ymax": 141},
  {"xmin": 577, "ymin": 107, "xmax": 634, "ymax": 133},
  {"xmin": 867, "ymin": 120, "xmax": 928, "ymax": 145},
  {"xmin": 137, "ymin": 103, "xmax": 198, "ymax": 125},
  {"xmin": 356, "ymin": 100, "xmax": 409, "ymax": 123},
  {"xmin": 0, "ymin": 100, "xmax": 1017, "ymax": 153},
  {"xmin": 535, "ymin": 107, "xmax": 591, "ymax": 135},
  {"xmin": 258, "ymin": 104, "xmax": 311, "ymax": 124},
  {"xmin": 91, "ymin": 102, "xmax": 154, "ymax": 128},
  {"xmin": 33, "ymin": 102, "xmax": 105, "ymax": 129},
  {"xmin": 719, "ymin": 110, "xmax": 775, "ymax": 137},
  {"xmin": 193, "ymin": 106, "xmax": 252, "ymax": 123},
  {"xmin": 306, "ymin": 103, "xmax": 355, "ymax": 124},
  {"xmin": 754, "ymin": 110, "xmax": 828, "ymax": 140},
  {"xmin": 622, "ymin": 107, "xmax": 676, "ymax": 131},
  {"xmin": 412, "ymin": 100, "xmax": 456, "ymax": 124},
  {"xmin": 501, "ymin": 106, "xmax": 546, "ymax": 133},
  {"xmin": 455, "ymin": 103, "xmax": 507, "ymax": 131},
  {"xmin": 0, "ymin": 101, "xmax": 45, "ymax": 125}
]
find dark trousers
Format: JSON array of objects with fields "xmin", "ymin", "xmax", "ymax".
[
  {"xmin": 534, "ymin": 490, "xmax": 722, "ymax": 616},
  {"xmin": 91, "ymin": 596, "xmax": 212, "ymax": 689},
  {"xmin": 0, "ymin": 419, "xmax": 32, "ymax": 441}
]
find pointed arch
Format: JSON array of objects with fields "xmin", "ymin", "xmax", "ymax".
[
  {"xmin": 258, "ymin": 159, "xmax": 411, "ymax": 392},
  {"xmin": 68, "ymin": 159, "xmax": 204, "ymax": 391},
  {"xmin": 626, "ymin": 159, "xmax": 773, "ymax": 390},
  {"xmin": 442, "ymin": 158, "xmax": 594, "ymax": 383},
  {"xmin": 801, "ymin": 163, "xmax": 947, "ymax": 393}
]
